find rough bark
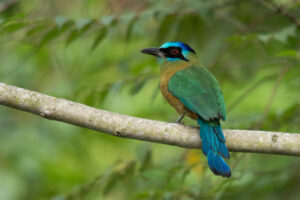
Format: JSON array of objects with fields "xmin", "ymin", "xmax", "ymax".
[{"xmin": 0, "ymin": 82, "xmax": 299, "ymax": 156}]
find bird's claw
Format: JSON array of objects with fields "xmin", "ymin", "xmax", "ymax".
[
  {"xmin": 175, "ymin": 112, "xmax": 186, "ymax": 125},
  {"xmin": 176, "ymin": 120, "xmax": 185, "ymax": 125}
]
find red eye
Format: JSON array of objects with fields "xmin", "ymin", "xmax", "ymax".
[{"xmin": 171, "ymin": 49, "xmax": 179, "ymax": 55}]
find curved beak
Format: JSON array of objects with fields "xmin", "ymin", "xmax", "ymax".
[{"xmin": 140, "ymin": 47, "xmax": 164, "ymax": 58}]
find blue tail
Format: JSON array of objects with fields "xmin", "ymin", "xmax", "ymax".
[{"xmin": 198, "ymin": 118, "xmax": 231, "ymax": 177}]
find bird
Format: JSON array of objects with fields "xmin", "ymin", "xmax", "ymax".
[{"xmin": 141, "ymin": 41, "xmax": 231, "ymax": 177}]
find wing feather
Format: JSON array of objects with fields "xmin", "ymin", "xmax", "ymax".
[{"xmin": 168, "ymin": 66, "xmax": 226, "ymax": 121}]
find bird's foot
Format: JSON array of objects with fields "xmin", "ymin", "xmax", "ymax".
[
  {"xmin": 176, "ymin": 121, "xmax": 185, "ymax": 125},
  {"xmin": 175, "ymin": 112, "xmax": 186, "ymax": 125}
]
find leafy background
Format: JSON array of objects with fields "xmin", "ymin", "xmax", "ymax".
[{"xmin": 0, "ymin": 0, "xmax": 299, "ymax": 199}]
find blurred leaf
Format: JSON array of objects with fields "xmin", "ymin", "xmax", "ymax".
[
  {"xmin": 90, "ymin": 26, "xmax": 107, "ymax": 51},
  {"xmin": 75, "ymin": 19, "xmax": 94, "ymax": 31},
  {"xmin": 176, "ymin": 14, "xmax": 207, "ymax": 43},
  {"xmin": 258, "ymin": 25, "xmax": 296, "ymax": 43},
  {"xmin": 39, "ymin": 26, "xmax": 60, "ymax": 46},
  {"xmin": 25, "ymin": 22, "xmax": 49, "ymax": 37},
  {"xmin": 0, "ymin": 20, "xmax": 27, "ymax": 34},
  {"xmin": 0, "ymin": 18, "xmax": 5, "ymax": 25},
  {"xmin": 151, "ymin": 85, "xmax": 160, "ymax": 101},
  {"xmin": 156, "ymin": 14, "xmax": 177, "ymax": 43},
  {"xmin": 66, "ymin": 19, "xmax": 96, "ymax": 46},
  {"xmin": 110, "ymin": 81, "xmax": 125, "ymax": 94},
  {"xmin": 101, "ymin": 15, "xmax": 117, "ymax": 27},
  {"xmin": 133, "ymin": 192, "xmax": 151, "ymax": 199},
  {"xmin": 54, "ymin": 16, "xmax": 69, "ymax": 29},
  {"xmin": 99, "ymin": 88, "xmax": 109, "ymax": 105},
  {"xmin": 125, "ymin": 14, "xmax": 139, "ymax": 40},
  {"xmin": 129, "ymin": 76, "xmax": 152, "ymax": 95},
  {"xmin": 102, "ymin": 161, "xmax": 136, "ymax": 196},
  {"xmin": 226, "ymin": 34, "xmax": 257, "ymax": 45},
  {"xmin": 39, "ymin": 18, "xmax": 73, "ymax": 46},
  {"xmin": 65, "ymin": 29, "xmax": 79, "ymax": 46},
  {"xmin": 136, "ymin": 143, "xmax": 152, "ymax": 171},
  {"xmin": 197, "ymin": 1, "xmax": 215, "ymax": 23},
  {"xmin": 275, "ymin": 50, "xmax": 299, "ymax": 58}
]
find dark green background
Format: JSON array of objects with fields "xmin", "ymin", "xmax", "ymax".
[{"xmin": 0, "ymin": 0, "xmax": 299, "ymax": 199}]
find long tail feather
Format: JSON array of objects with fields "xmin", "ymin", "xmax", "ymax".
[{"xmin": 198, "ymin": 118, "xmax": 231, "ymax": 177}]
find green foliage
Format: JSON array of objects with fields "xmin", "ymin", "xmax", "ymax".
[{"xmin": 0, "ymin": 0, "xmax": 299, "ymax": 199}]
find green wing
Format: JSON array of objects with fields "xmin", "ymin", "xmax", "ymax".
[{"xmin": 168, "ymin": 65, "xmax": 226, "ymax": 121}]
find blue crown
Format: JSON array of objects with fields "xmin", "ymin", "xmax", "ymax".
[{"xmin": 160, "ymin": 41, "xmax": 196, "ymax": 53}]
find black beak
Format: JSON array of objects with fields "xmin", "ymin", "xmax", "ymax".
[{"xmin": 140, "ymin": 47, "xmax": 164, "ymax": 57}]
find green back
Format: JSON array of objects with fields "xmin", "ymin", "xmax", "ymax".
[{"xmin": 168, "ymin": 65, "xmax": 226, "ymax": 121}]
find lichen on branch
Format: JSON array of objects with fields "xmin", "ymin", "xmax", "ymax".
[{"xmin": 0, "ymin": 82, "xmax": 299, "ymax": 156}]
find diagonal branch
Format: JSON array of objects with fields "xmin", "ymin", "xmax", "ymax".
[
  {"xmin": 257, "ymin": 0, "xmax": 300, "ymax": 29},
  {"xmin": 0, "ymin": 82, "xmax": 299, "ymax": 156}
]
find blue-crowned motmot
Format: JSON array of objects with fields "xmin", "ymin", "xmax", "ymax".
[{"xmin": 141, "ymin": 41, "xmax": 231, "ymax": 177}]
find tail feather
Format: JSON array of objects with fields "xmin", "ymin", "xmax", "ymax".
[
  {"xmin": 198, "ymin": 118, "xmax": 231, "ymax": 177},
  {"xmin": 213, "ymin": 126, "xmax": 225, "ymax": 143},
  {"xmin": 208, "ymin": 151, "xmax": 231, "ymax": 177},
  {"xmin": 199, "ymin": 123, "xmax": 209, "ymax": 156}
]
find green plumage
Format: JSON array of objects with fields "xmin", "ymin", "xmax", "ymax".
[
  {"xmin": 168, "ymin": 65, "xmax": 226, "ymax": 121},
  {"xmin": 141, "ymin": 41, "xmax": 231, "ymax": 177}
]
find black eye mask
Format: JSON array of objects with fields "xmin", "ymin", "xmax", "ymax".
[{"xmin": 159, "ymin": 47, "xmax": 189, "ymax": 61}]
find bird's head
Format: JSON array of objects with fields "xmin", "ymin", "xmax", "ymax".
[{"xmin": 141, "ymin": 41, "xmax": 196, "ymax": 63}]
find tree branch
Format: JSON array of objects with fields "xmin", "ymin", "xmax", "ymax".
[
  {"xmin": 0, "ymin": 82, "xmax": 299, "ymax": 156},
  {"xmin": 257, "ymin": 0, "xmax": 300, "ymax": 29}
]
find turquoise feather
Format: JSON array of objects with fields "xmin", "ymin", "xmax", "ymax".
[
  {"xmin": 141, "ymin": 41, "xmax": 231, "ymax": 177},
  {"xmin": 168, "ymin": 65, "xmax": 231, "ymax": 177}
]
